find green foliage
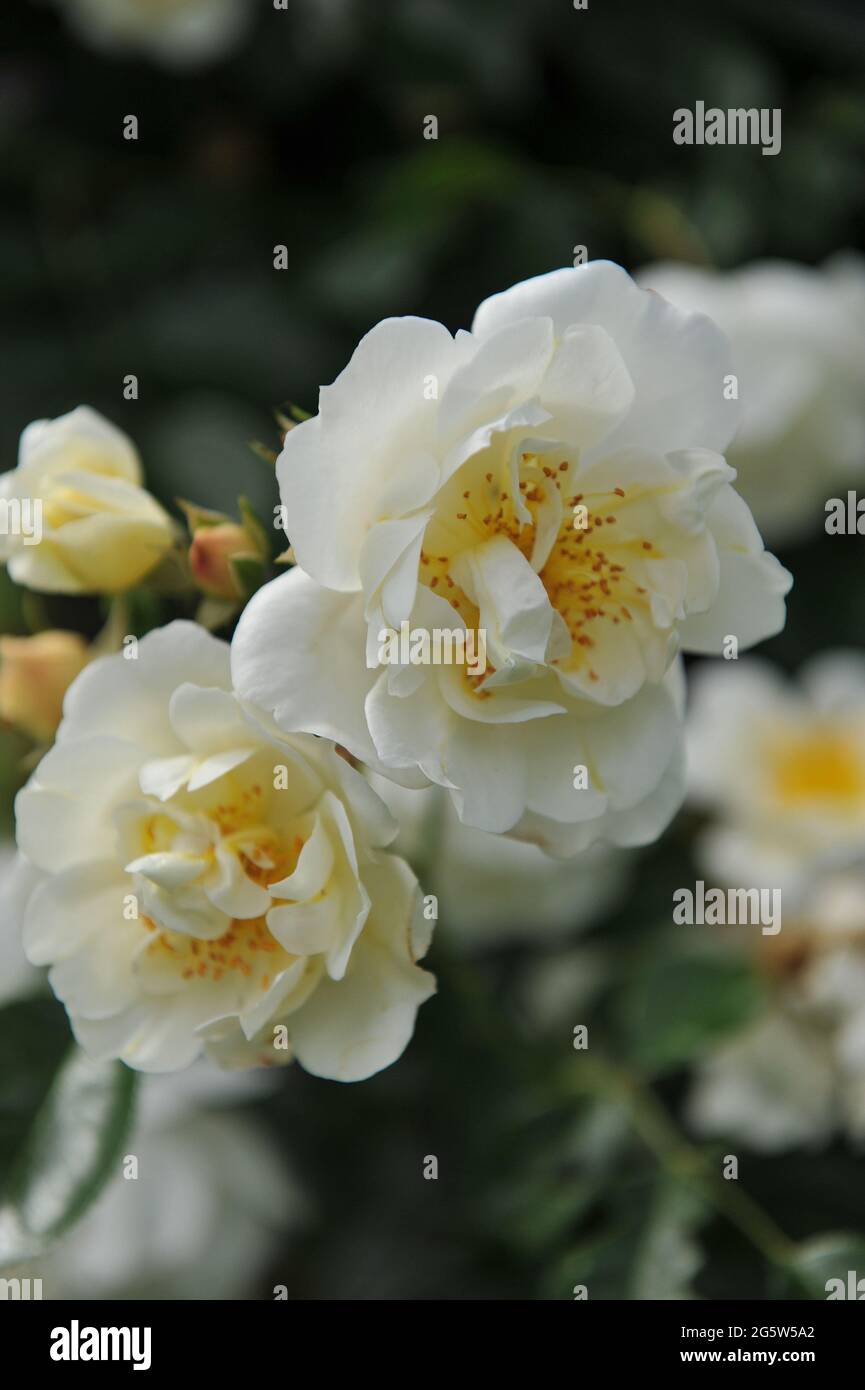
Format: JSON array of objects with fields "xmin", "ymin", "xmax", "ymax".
[
  {"xmin": 544, "ymin": 1175, "xmax": 707, "ymax": 1301},
  {"xmin": 0, "ymin": 999, "xmax": 136, "ymax": 1265},
  {"xmin": 237, "ymin": 496, "xmax": 272, "ymax": 561},
  {"xmin": 618, "ymin": 946, "xmax": 766, "ymax": 1076},
  {"xmin": 791, "ymin": 1234, "xmax": 865, "ymax": 1299},
  {"xmin": 0, "ymin": 0, "xmax": 862, "ymax": 1301}
]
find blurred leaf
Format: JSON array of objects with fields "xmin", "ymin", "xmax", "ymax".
[
  {"xmin": 0, "ymin": 728, "xmax": 30, "ymax": 836},
  {"xmin": 619, "ymin": 947, "xmax": 765, "ymax": 1076},
  {"xmin": 309, "ymin": 226, "xmax": 431, "ymax": 316},
  {"xmin": 790, "ymin": 1233, "xmax": 865, "ymax": 1300},
  {"xmin": 565, "ymin": 1095, "xmax": 632, "ymax": 1170},
  {"xmin": 630, "ymin": 1182, "xmax": 706, "ymax": 1300},
  {"xmin": 489, "ymin": 1169, "xmax": 602, "ymax": 1258},
  {"xmin": 629, "ymin": 187, "xmax": 711, "ymax": 264},
  {"xmin": 544, "ymin": 1172, "xmax": 707, "ymax": 1301},
  {"xmin": 0, "ymin": 567, "xmax": 27, "ymax": 636},
  {"xmin": 482, "ymin": 1097, "xmax": 631, "ymax": 1262},
  {"xmin": 229, "ymin": 553, "xmax": 267, "ymax": 599},
  {"xmin": 195, "ymin": 595, "xmax": 239, "ymax": 632},
  {"xmin": 177, "ymin": 497, "xmax": 230, "ymax": 532},
  {"xmin": 20, "ymin": 591, "xmax": 51, "ymax": 637},
  {"xmin": 237, "ymin": 495, "xmax": 271, "ymax": 560},
  {"xmin": 369, "ymin": 140, "xmax": 524, "ymax": 227},
  {"xmin": 104, "ymin": 587, "xmax": 170, "ymax": 644},
  {"xmin": 250, "ymin": 439, "xmax": 279, "ymax": 466},
  {"xmin": 135, "ymin": 548, "xmax": 194, "ymax": 600},
  {"xmin": 0, "ymin": 998, "xmax": 71, "ymax": 1181},
  {"xmin": 0, "ymin": 1015, "xmax": 136, "ymax": 1265}
]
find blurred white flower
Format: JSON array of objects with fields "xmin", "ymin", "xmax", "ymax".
[
  {"xmin": 637, "ymin": 257, "xmax": 865, "ymax": 546},
  {"xmin": 689, "ymin": 875, "xmax": 865, "ymax": 1150},
  {"xmin": 689, "ymin": 1011, "xmax": 837, "ymax": 1151},
  {"xmin": 233, "ymin": 261, "xmax": 790, "ymax": 857},
  {"xmin": 51, "ymin": 0, "xmax": 250, "ymax": 67},
  {"xmin": 369, "ymin": 778, "xmax": 629, "ymax": 945},
  {"xmin": 5, "ymin": 1066, "xmax": 300, "ymax": 1299},
  {"xmin": 15, "ymin": 621, "xmax": 435, "ymax": 1080},
  {"xmin": 0, "ymin": 407, "xmax": 175, "ymax": 595},
  {"xmin": 687, "ymin": 652, "xmax": 865, "ymax": 903}
]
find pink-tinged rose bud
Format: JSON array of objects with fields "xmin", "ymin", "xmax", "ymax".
[
  {"xmin": 0, "ymin": 630, "xmax": 89, "ymax": 742},
  {"xmin": 188, "ymin": 523, "xmax": 250, "ymax": 599}
]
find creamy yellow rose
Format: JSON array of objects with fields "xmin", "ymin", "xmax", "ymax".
[{"xmin": 0, "ymin": 406, "xmax": 176, "ymax": 594}]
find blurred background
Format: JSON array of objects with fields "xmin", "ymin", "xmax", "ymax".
[{"xmin": 1, "ymin": 0, "xmax": 865, "ymax": 1300}]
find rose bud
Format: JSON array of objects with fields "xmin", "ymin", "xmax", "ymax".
[
  {"xmin": 188, "ymin": 522, "xmax": 252, "ymax": 600},
  {"xmin": 0, "ymin": 629, "xmax": 89, "ymax": 742}
]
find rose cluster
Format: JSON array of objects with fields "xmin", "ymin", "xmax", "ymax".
[{"xmin": 5, "ymin": 262, "xmax": 792, "ymax": 1079}]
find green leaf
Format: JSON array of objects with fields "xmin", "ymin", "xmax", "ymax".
[
  {"xmin": 237, "ymin": 495, "xmax": 271, "ymax": 560},
  {"xmin": 135, "ymin": 546, "xmax": 194, "ymax": 599},
  {"xmin": 0, "ymin": 1022, "xmax": 137, "ymax": 1265},
  {"xmin": 619, "ymin": 947, "xmax": 765, "ymax": 1076},
  {"xmin": 0, "ymin": 566, "xmax": 27, "ymax": 635},
  {"xmin": 0, "ymin": 728, "xmax": 31, "ymax": 836},
  {"xmin": 0, "ymin": 998, "xmax": 71, "ymax": 1182},
  {"xmin": 176, "ymin": 497, "xmax": 230, "ymax": 533},
  {"xmin": 229, "ymin": 553, "xmax": 267, "ymax": 599},
  {"xmin": 249, "ymin": 439, "xmax": 279, "ymax": 467},
  {"xmin": 20, "ymin": 591, "xmax": 52, "ymax": 636},
  {"xmin": 484, "ymin": 1168, "xmax": 603, "ymax": 1258}
]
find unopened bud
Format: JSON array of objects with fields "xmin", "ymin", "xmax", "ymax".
[
  {"xmin": 189, "ymin": 522, "xmax": 250, "ymax": 599},
  {"xmin": 0, "ymin": 630, "xmax": 89, "ymax": 742}
]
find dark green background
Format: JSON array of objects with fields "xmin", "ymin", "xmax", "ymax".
[{"xmin": 1, "ymin": 0, "xmax": 864, "ymax": 1299}]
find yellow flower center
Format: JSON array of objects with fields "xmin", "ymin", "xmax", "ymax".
[
  {"xmin": 129, "ymin": 754, "xmax": 324, "ymax": 1003},
  {"xmin": 768, "ymin": 727, "xmax": 865, "ymax": 807},
  {"xmin": 419, "ymin": 450, "xmax": 657, "ymax": 689},
  {"xmin": 142, "ymin": 913, "xmax": 293, "ymax": 992}
]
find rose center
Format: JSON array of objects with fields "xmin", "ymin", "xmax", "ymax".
[
  {"xmin": 419, "ymin": 450, "xmax": 657, "ymax": 687},
  {"xmin": 767, "ymin": 727, "xmax": 865, "ymax": 808}
]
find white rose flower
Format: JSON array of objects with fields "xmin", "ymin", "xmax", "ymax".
[
  {"xmin": 687, "ymin": 652, "xmax": 865, "ymax": 903},
  {"xmin": 51, "ymin": 0, "xmax": 249, "ymax": 67},
  {"xmin": 689, "ymin": 875, "xmax": 865, "ymax": 1150},
  {"xmin": 233, "ymin": 261, "xmax": 790, "ymax": 855},
  {"xmin": 637, "ymin": 257, "xmax": 865, "ymax": 546},
  {"xmin": 14, "ymin": 621, "xmax": 435, "ymax": 1080},
  {"xmin": 369, "ymin": 778, "xmax": 629, "ymax": 945},
  {"xmin": 3, "ymin": 1067, "xmax": 300, "ymax": 1299},
  {"xmin": 0, "ymin": 407, "xmax": 176, "ymax": 595}
]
